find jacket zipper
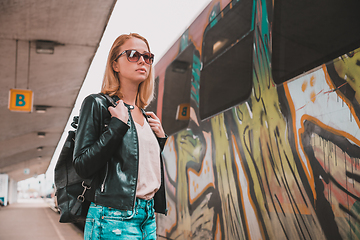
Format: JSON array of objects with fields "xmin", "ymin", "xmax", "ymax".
[
  {"xmin": 101, "ymin": 162, "xmax": 109, "ymax": 192},
  {"xmin": 130, "ymin": 108, "xmax": 139, "ymax": 212}
]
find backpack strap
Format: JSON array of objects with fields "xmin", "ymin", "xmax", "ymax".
[
  {"xmin": 70, "ymin": 178, "xmax": 94, "ymax": 216},
  {"xmin": 100, "ymin": 93, "xmax": 117, "ymax": 107}
]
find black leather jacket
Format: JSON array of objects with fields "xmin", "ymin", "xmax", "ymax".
[{"xmin": 73, "ymin": 93, "xmax": 167, "ymax": 214}]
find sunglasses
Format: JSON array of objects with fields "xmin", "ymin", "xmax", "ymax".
[{"xmin": 115, "ymin": 50, "xmax": 154, "ymax": 65}]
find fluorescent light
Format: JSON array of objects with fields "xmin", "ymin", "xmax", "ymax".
[
  {"xmin": 35, "ymin": 105, "xmax": 47, "ymax": 113},
  {"xmin": 36, "ymin": 41, "xmax": 55, "ymax": 54},
  {"xmin": 37, "ymin": 132, "xmax": 46, "ymax": 138}
]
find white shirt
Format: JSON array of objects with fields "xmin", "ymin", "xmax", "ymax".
[{"xmin": 135, "ymin": 119, "xmax": 161, "ymax": 200}]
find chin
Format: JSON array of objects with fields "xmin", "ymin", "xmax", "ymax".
[{"xmin": 135, "ymin": 78, "xmax": 147, "ymax": 84}]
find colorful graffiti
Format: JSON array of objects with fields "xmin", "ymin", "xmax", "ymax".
[
  {"xmin": 283, "ymin": 47, "xmax": 360, "ymax": 240},
  {"xmin": 156, "ymin": 0, "xmax": 360, "ymax": 239}
]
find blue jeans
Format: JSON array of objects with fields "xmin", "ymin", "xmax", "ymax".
[{"xmin": 84, "ymin": 198, "xmax": 156, "ymax": 240}]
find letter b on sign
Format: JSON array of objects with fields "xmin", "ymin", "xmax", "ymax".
[
  {"xmin": 16, "ymin": 94, "xmax": 26, "ymax": 106},
  {"xmin": 181, "ymin": 107, "xmax": 188, "ymax": 117},
  {"xmin": 9, "ymin": 89, "xmax": 33, "ymax": 112},
  {"xmin": 176, "ymin": 103, "xmax": 190, "ymax": 120}
]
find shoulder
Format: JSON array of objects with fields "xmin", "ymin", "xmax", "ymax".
[
  {"xmin": 82, "ymin": 93, "xmax": 108, "ymax": 106},
  {"xmin": 88, "ymin": 93, "xmax": 107, "ymax": 102},
  {"xmin": 79, "ymin": 93, "xmax": 109, "ymax": 113}
]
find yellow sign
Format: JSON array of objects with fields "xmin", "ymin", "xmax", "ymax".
[
  {"xmin": 8, "ymin": 89, "xmax": 33, "ymax": 112},
  {"xmin": 176, "ymin": 103, "xmax": 190, "ymax": 120}
]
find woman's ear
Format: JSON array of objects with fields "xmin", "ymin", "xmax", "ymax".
[{"xmin": 112, "ymin": 61, "xmax": 120, "ymax": 72}]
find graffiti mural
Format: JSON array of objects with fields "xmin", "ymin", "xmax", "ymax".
[
  {"xmin": 283, "ymin": 48, "xmax": 360, "ymax": 239},
  {"xmin": 156, "ymin": 0, "xmax": 360, "ymax": 239}
]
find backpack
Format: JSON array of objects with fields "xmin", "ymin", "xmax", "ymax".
[
  {"xmin": 54, "ymin": 116, "xmax": 94, "ymax": 223},
  {"xmin": 54, "ymin": 94, "xmax": 117, "ymax": 223}
]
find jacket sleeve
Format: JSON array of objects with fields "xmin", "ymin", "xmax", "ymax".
[{"xmin": 73, "ymin": 95, "xmax": 129, "ymax": 178}]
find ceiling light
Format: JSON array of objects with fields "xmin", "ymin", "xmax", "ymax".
[
  {"xmin": 35, "ymin": 105, "xmax": 50, "ymax": 113},
  {"xmin": 37, "ymin": 132, "xmax": 46, "ymax": 138},
  {"xmin": 37, "ymin": 146, "xmax": 43, "ymax": 151},
  {"xmin": 36, "ymin": 40, "xmax": 55, "ymax": 54}
]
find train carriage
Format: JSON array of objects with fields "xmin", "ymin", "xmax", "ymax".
[{"xmin": 150, "ymin": 0, "xmax": 360, "ymax": 239}]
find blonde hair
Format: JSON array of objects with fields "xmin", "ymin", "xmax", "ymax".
[{"xmin": 101, "ymin": 33, "xmax": 154, "ymax": 109}]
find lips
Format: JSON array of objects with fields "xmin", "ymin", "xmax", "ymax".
[{"xmin": 136, "ymin": 68, "xmax": 147, "ymax": 73}]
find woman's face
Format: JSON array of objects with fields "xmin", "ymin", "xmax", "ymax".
[{"xmin": 113, "ymin": 37, "xmax": 151, "ymax": 85}]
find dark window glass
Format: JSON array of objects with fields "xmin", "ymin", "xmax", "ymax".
[
  {"xmin": 200, "ymin": 0, "xmax": 254, "ymax": 120},
  {"xmin": 272, "ymin": 0, "xmax": 360, "ymax": 84},
  {"xmin": 162, "ymin": 44, "xmax": 195, "ymax": 135}
]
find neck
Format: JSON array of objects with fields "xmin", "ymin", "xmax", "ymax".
[{"xmin": 120, "ymin": 81, "xmax": 139, "ymax": 106}]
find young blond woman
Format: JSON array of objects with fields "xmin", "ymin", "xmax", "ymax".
[{"xmin": 73, "ymin": 33, "xmax": 167, "ymax": 240}]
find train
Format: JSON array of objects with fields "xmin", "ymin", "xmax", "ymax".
[{"xmin": 150, "ymin": 0, "xmax": 360, "ymax": 239}]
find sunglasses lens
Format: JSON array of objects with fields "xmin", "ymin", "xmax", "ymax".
[
  {"xmin": 124, "ymin": 50, "xmax": 154, "ymax": 65},
  {"xmin": 143, "ymin": 53, "xmax": 154, "ymax": 65},
  {"xmin": 127, "ymin": 50, "xmax": 140, "ymax": 62}
]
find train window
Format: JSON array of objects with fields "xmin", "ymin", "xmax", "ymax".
[
  {"xmin": 145, "ymin": 76, "xmax": 159, "ymax": 114},
  {"xmin": 272, "ymin": 0, "xmax": 360, "ymax": 84},
  {"xmin": 200, "ymin": 0, "xmax": 254, "ymax": 120},
  {"xmin": 162, "ymin": 44, "xmax": 195, "ymax": 135}
]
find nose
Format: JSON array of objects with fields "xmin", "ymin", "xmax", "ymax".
[{"xmin": 137, "ymin": 55, "xmax": 145, "ymax": 65}]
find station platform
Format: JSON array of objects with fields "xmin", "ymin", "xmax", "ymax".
[{"xmin": 0, "ymin": 198, "xmax": 83, "ymax": 240}]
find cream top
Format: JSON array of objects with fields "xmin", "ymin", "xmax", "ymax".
[{"xmin": 135, "ymin": 119, "xmax": 161, "ymax": 200}]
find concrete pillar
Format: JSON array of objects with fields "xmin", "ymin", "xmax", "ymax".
[
  {"xmin": 0, "ymin": 174, "xmax": 9, "ymax": 206},
  {"xmin": 8, "ymin": 178, "xmax": 18, "ymax": 204}
]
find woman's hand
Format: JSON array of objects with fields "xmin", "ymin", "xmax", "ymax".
[
  {"xmin": 108, "ymin": 100, "xmax": 129, "ymax": 124},
  {"xmin": 146, "ymin": 112, "xmax": 166, "ymax": 138}
]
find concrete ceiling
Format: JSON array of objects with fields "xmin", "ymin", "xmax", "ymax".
[{"xmin": 0, "ymin": 0, "xmax": 116, "ymax": 182}]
